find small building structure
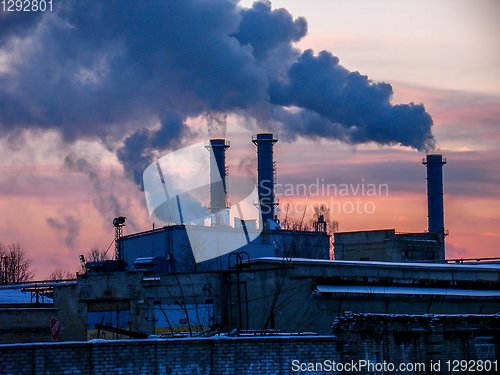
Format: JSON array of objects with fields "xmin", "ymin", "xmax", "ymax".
[
  {"xmin": 0, "ymin": 284, "xmax": 60, "ymax": 343},
  {"xmin": 122, "ymin": 224, "xmax": 331, "ymax": 272},
  {"xmin": 334, "ymin": 229, "xmax": 442, "ymax": 262}
]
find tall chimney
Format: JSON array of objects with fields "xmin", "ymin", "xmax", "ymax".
[
  {"xmin": 422, "ymin": 154, "xmax": 447, "ymax": 260},
  {"xmin": 205, "ymin": 139, "xmax": 230, "ymax": 224},
  {"xmin": 252, "ymin": 133, "xmax": 278, "ymax": 228}
]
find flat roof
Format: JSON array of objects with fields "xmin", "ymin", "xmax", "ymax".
[
  {"xmin": 316, "ymin": 285, "xmax": 500, "ymax": 298},
  {"xmin": 0, "ymin": 289, "xmax": 53, "ymax": 304},
  {"xmin": 334, "ymin": 229, "xmax": 395, "ymax": 234},
  {"xmin": 248, "ymin": 257, "xmax": 500, "ymax": 271}
]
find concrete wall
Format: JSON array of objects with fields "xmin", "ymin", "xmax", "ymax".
[
  {"xmin": 122, "ymin": 226, "xmax": 330, "ymax": 273},
  {"xmin": 0, "ymin": 307, "xmax": 58, "ymax": 344},
  {"xmin": 334, "ymin": 229, "xmax": 442, "ymax": 262},
  {"xmin": 0, "ymin": 336, "xmax": 338, "ymax": 375},
  {"xmin": 334, "ymin": 229, "xmax": 397, "ymax": 261},
  {"xmin": 52, "ymin": 282, "xmax": 86, "ymax": 342},
  {"xmin": 55, "ymin": 271, "xmax": 225, "ymax": 340}
]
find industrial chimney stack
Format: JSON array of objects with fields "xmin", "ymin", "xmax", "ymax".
[
  {"xmin": 252, "ymin": 133, "xmax": 278, "ymax": 228},
  {"xmin": 422, "ymin": 154, "xmax": 447, "ymax": 260},
  {"xmin": 205, "ymin": 139, "xmax": 230, "ymax": 225}
]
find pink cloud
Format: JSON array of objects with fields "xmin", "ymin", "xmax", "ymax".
[{"xmin": 445, "ymin": 242, "xmax": 471, "ymax": 260}]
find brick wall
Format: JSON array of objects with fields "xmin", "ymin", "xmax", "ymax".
[
  {"xmin": 0, "ymin": 336, "xmax": 339, "ymax": 375},
  {"xmin": 1, "ymin": 314, "xmax": 498, "ymax": 374}
]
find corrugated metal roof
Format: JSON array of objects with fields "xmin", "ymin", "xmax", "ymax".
[
  {"xmin": 315, "ymin": 285, "xmax": 500, "ymax": 297},
  {"xmin": 249, "ymin": 257, "xmax": 500, "ymax": 270}
]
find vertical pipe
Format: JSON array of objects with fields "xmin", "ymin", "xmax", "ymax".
[
  {"xmin": 205, "ymin": 139, "xmax": 230, "ymax": 223},
  {"xmin": 252, "ymin": 133, "xmax": 278, "ymax": 227},
  {"xmin": 423, "ymin": 154, "xmax": 447, "ymax": 260}
]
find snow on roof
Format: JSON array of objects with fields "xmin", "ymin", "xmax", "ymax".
[
  {"xmin": 316, "ymin": 285, "xmax": 500, "ymax": 297},
  {"xmin": 249, "ymin": 257, "xmax": 500, "ymax": 270},
  {"xmin": 339, "ymin": 312, "xmax": 500, "ymax": 318},
  {"xmin": 133, "ymin": 257, "xmax": 155, "ymax": 264},
  {"xmin": 0, "ymin": 288, "xmax": 53, "ymax": 304}
]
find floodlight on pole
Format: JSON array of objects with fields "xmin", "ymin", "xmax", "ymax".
[{"xmin": 113, "ymin": 216, "xmax": 126, "ymax": 263}]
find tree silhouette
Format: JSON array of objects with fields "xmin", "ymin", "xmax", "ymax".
[
  {"xmin": 47, "ymin": 268, "xmax": 75, "ymax": 281},
  {"xmin": 86, "ymin": 247, "xmax": 110, "ymax": 262},
  {"xmin": 0, "ymin": 243, "xmax": 35, "ymax": 284}
]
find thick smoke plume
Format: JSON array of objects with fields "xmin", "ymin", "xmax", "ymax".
[{"xmin": 0, "ymin": 0, "xmax": 435, "ymax": 187}]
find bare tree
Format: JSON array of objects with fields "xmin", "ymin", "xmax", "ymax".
[
  {"xmin": 281, "ymin": 203, "xmax": 339, "ymax": 234},
  {"xmin": 279, "ymin": 203, "xmax": 339, "ymax": 259},
  {"xmin": 0, "ymin": 243, "xmax": 35, "ymax": 284},
  {"xmin": 86, "ymin": 247, "xmax": 110, "ymax": 262},
  {"xmin": 46, "ymin": 268, "xmax": 75, "ymax": 281},
  {"xmin": 311, "ymin": 203, "xmax": 339, "ymax": 235}
]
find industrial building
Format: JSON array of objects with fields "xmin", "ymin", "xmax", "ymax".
[
  {"xmin": 99, "ymin": 136, "xmax": 448, "ymax": 269},
  {"xmin": 118, "ymin": 133, "xmax": 331, "ymax": 273},
  {"xmin": 2, "ymin": 257, "xmax": 499, "ymax": 344},
  {"xmin": 121, "ymin": 223, "xmax": 330, "ymax": 273},
  {"xmin": 334, "ymin": 229, "xmax": 443, "ymax": 262},
  {"xmin": 334, "ymin": 154, "xmax": 447, "ymax": 262},
  {"xmin": 0, "ymin": 283, "xmax": 61, "ymax": 343}
]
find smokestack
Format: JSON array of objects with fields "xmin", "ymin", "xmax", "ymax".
[
  {"xmin": 422, "ymin": 154, "xmax": 447, "ymax": 260},
  {"xmin": 252, "ymin": 133, "xmax": 278, "ymax": 228},
  {"xmin": 205, "ymin": 139, "xmax": 230, "ymax": 224}
]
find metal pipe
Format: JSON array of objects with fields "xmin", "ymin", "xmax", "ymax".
[
  {"xmin": 423, "ymin": 154, "xmax": 447, "ymax": 260},
  {"xmin": 252, "ymin": 133, "xmax": 278, "ymax": 227},
  {"xmin": 205, "ymin": 139, "xmax": 230, "ymax": 223}
]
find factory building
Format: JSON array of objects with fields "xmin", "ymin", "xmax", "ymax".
[
  {"xmin": 122, "ymin": 224, "xmax": 330, "ymax": 273},
  {"xmin": 0, "ymin": 286, "xmax": 56, "ymax": 343},
  {"xmin": 120, "ymin": 133, "xmax": 331, "ymax": 273},
  {"xmin": 107, "ymin": 135, "xmax": 448, "ymax": 269},
  {"xmin": 334, "ymin": 154, "xmax": 447, "ymax": 262},
  {"xmin": 334, "ymin": 229, "xmax": 442, "ymax": 262},
  {"xmin": 3, "ymin": 257, "xmax": 498, "ymax": 344}
]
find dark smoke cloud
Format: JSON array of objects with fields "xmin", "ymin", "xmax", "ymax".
[
  {"xmin": 0, "ymin": 0, "xmax": 435, "ymax": 188},
  {"xmin": 0, "ymin": 9, "xmax": 45, "ymax": 44},
  {"xmin": 0, "ymin": 0, "xmax": 268, "ymax": 140},
  {"xmin": 116, "ymin": 111, "xmax": 193, "ymax": 187},
  {"xmin": 269, "ymin": 50, "xmax": 435, "ymax": 150},
  {"xmin": 232, "ymin": 0, "xmax": 307, "ymax": 62}
]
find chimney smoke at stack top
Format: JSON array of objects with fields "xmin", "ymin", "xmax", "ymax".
[
  {"xmin": 252, "ymin": 133, "xmax": 278, "ymax": 228},
  {"xmin": 206, "ymin": 112, "xmax": 228, "ymax": 139},
  {"xmin": 423, "ymin": 154, "xmax": 447, "ymax": 260},
  {"xmin": 205, "ymin": 139, "xmax": 230, "ymax": 225}
]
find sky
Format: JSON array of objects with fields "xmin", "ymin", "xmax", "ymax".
[{"xmin": 0, "ymin": 0, "xmax": 498, "ymax": 279}]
